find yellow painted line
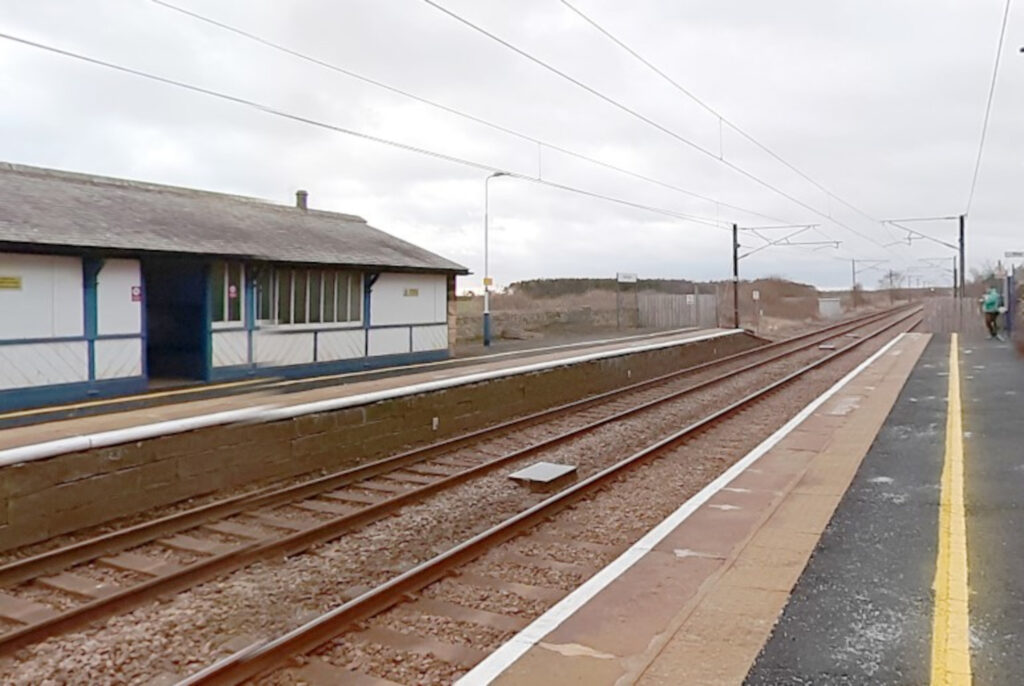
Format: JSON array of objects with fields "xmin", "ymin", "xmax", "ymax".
[
  {"xmin": 931, "ymin": 332, "xmax": 971, "ymax": 685},
  {"xmin": 0, "ymin": 379, "xmax": 265, "ymax": 420}
]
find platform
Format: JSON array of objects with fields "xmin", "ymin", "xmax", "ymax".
[
  {"xmin": 746, "ymin": 332, "xmax": 1024, "ymax": 685},
  {"xmin": 0, "ymin": 326, "xmax": 758, "ymax": 551},
  {"xmin": 0, "ymin": 327, "xmax": 728, "ymax": 455},
  {"xmin": 459, "ymin": 332, "xmax": 946, "ymax": 685}
]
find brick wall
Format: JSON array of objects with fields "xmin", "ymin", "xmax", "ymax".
[{"xmin": 0, "ymin": 332, "xmax": 762, "ymax": 551}]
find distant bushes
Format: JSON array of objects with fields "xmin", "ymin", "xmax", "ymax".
[{"xmin": 506, "ymin": 277, "xmax": 816, "ymax": 299}]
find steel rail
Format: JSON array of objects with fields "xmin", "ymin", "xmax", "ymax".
[
  {"xmin": 178, "ymin": 307, "xmax": 922, "ymax": 686},
  {"xmin": 0, "ymin": 308, "xmax": 904, "ymax": 652},
  {"xmin": 0, "ymin": 307, "xmax": 901, "ymax": 588},
  {"xmin": 0, "ymin": 310, "xmax": 907, "ymax": 653}
]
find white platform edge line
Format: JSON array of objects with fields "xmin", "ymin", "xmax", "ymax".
[
  {"xmin": 260, "ymin": 329, "xmax": 738, "ymax": 421},
  {"xmin": 456, "ymin": 332, "xmax": 908, "ymax": 686},
  {"xmin": 0, "ymin": 329, "xmax": 738, "ymax": 468}
]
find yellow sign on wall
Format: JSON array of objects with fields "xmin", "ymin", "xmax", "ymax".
[
  {"xmin": 403, "ymin": 288, "xmax": 420, "ymax": 297},
  {"xmin": 0, "ymin": 276, "xmax": 22, "ymax": 290}
]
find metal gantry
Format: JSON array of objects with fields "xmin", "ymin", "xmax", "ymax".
[{"xmin": 731, "ymin": 223, "xmax": 836, "ymax": 328}]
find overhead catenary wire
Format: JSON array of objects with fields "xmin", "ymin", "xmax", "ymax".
[
  {"xmin": 556, "ymin": 0, "xmax": 883, "ymax": 227},
  {"xmin": 0, "ymin": 31, "xmax": 739, "ymax": 232},
  {"xmin": 965, "ymin": 0, "xmax": 1013, "ymax": 214},
  {"xmin": 419, "ymin": 0, "xmax": 897, "ymax": 252},
  {"xmin": 149, "ymin": 0, "xmax": 791, "ymax": 227}
]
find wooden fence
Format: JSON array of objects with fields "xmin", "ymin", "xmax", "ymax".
[{"xmin": 638, "ymin": 293, "xmax": 718, "ymax": 329}]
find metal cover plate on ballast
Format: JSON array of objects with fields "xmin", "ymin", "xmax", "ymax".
[{"xmin": 508, "ymin": 462, "xmax": 577, "ymax": 484}]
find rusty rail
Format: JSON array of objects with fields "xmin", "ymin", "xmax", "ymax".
[{"xmin": 176, "ymin": 307, "xmax": 922, "ymax": 685}]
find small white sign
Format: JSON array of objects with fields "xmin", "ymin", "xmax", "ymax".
[
  {"xmin": 752, "ymin": 290, "xmax": 760, "ymax": 301},
  {"xmin": 617, "ymin": 272, "xmax": 638, "ymax": 284},
  {"xmin": 685, "ymin": 294, "xmax": 695, "ymax": 305}
]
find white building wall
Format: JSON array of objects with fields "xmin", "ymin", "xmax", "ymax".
[
  {"xmin": 318, "ymin": 329, "xmax": 365, "ymax": 361},
  {"xmin": 368, "ymin": 327, "xmax": 411, "ymax": 357},
  {"xmin": 0, "ymin": 341, "xmax": 88, "ymax": 390},
  {"xmin": 254, "ymin": 330, "xmax": 315, "ymax": 366},
  {"xmin": 0, "ymin": 253, "xmax": 83, "ymax": 339},
  {"xmin": 97, "ymin": 259, "xmax": 142, "ymax": 336},
  {"xmin": 94, "ymin": 339, "xmax": 143, "ymax": 379},
  {"xmin": 212, "ymin": 330, "xmax": 249, "ymax": 368},
  {"xmin": 411, "ymin": 324, "xmax": 448, "ymax": 352},
  {"xmin": 370, "ymin": 273, "xmax": 446, "ymax": 326},
  {"xmin": 0, "ymin": 253, "xmax": 89, "ymax": 390}
]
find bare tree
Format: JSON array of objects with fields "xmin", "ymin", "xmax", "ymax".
[{"xmin": 878, "ymin": 270, "xmax": 904, "ymax": 303}]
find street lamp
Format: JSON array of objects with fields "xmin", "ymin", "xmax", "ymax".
[{"xmin": 483, "ymin": 171, "xmax": 510, "ymax": 347}]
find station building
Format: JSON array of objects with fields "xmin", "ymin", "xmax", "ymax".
[{"xmin": 0, "ymin": 162, "xmax": 467, "ymax": 411}]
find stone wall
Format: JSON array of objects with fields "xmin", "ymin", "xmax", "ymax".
[{"xmin": 0, "ymin": 332, "xmax": 763, "ymax": 550}]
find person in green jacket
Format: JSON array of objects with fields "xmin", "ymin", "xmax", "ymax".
[{"xmin": 982, "ymin": 286, "xmax": 1003, "ymax": 338}]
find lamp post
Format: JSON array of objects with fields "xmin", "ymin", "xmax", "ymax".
[{"xmin": 483, "ymin": 171, "xmax": 509, "ymax": 347}]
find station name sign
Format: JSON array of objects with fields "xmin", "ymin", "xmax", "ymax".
[{"xmin": 616, "ymin": 272, "xmax": 638, "ymax": 284}]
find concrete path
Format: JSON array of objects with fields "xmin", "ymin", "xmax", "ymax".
[
  {"xmin": 745, "ymin": 336, "xmax": 948, "ymax": 685},
  {"xmin": 0, "ymin": 328, "xmax": 728, "ymax": 451},
  {"xmin": 961, "ymin": 335, "xmax": 1024, "ymax": 686}
]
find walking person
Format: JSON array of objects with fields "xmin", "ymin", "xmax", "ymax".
[{"xmin": 982, "ymin": 286, "xmax": 1003, "ymax": 339}]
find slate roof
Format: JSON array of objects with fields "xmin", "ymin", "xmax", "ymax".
[{"xmin": 0, "ymin": 162, "xmax": 467, "ymax": 274}]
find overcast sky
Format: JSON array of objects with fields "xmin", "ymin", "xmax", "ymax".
[{"xmin": 2, "ymin": 0, "xmax": 1021, "ymax": 291}]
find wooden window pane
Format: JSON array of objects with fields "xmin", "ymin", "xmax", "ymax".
[
  {"xmin": 256, "ymin": 267, "xmax": 273, "ymax": 321},
  {"xmin": 227, "ymin": 262, "xmax": 243, "ymax": 322},
  {"xmin": 309, "ymin": 270, "xmax": 322, "ymax": 323},
  {"xmin": 336, "ymin": 272, "xmax": 349, "ymax": 321},
  {"xmin": 211, "ymin": 261, "xmax": 225, "ymax": 322},
  {"xmin": 293, "ymin": 270, "xmax": 308, "ymax": 324},
  {"xmin": 349, "ymin": 274, "xmax": 362, "ymax": 321},
  {"xmin": 278, "ymin": 269, "xmax": 292, "ymax": 324},
  {"xmin": 323, "ymin": 272, "xmax": 336, "ymax": 323}
]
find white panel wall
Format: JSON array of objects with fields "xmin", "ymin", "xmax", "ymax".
[
  {"xmin": 318, "ymin": 329, "xmax": 365, "ymax": 361},
  {"xmin": 212, "ymin": 330, "xmax": 249, "ymax": 368},
  {"xmin": 52, "ymin": 257, "xmax": 85, "ymax": 338},
  {"xmin": 0, "ymin": 253, "xmax": 83, "ymax": 339},
  {"xmin": 94, "ymin": 338, "xmax": 143, "ymax": 380},
  {"xmin": 412, "ymin": 324, "xmax": 448, "ymax": 352},
  {"xmin": 370, "ymin": 273, "xmax": 446, "ymax": 326},
  {"xmin": 97, "ymin": 259, "xmax": 142, "ymax": 336},
  {"xmin": 0, "ymin": 341, "xmax": 88, "ymax": 390},
  {"xmin": 254, "ymin": 330, "xmax": 315, "ymax": 366},
  {"xmin": 368, "ymin": 327, "xmax": 411, "ymax": 357}
]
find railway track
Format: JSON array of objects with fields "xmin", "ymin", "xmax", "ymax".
[
  {"xmin": 174, "ymin": 306, "xmax": 922, "ymax": 685},
  {"xmin": 0, "ymin": 307, "xmax": 911, "ymax": 663}
]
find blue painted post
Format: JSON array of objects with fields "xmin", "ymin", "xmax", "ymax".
[
  {"xmin": 82, "ymin": 258, "xmax": 103, "ymax": 382},
  {"xmin": 363, "ymin": 273, "xmax": 378, "ymax": 357},
  {"xmin": 202, "ymin": 261, "xmax": 213, "ymax": 381},
  {"xmin": 245, "ymin": 264, "xmax": 256, "ymax": 367}
]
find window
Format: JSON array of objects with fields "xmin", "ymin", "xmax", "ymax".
[
  {"xmin": 211, "ymin": 261, "xmax": 225, "ymax": 322},
  {"xmin": 211, "ymin": 260, "xmax": 244, "ymax": 324},
  {"xmin": 309, "ymin": 271, "xmax": 322, "ymax": 324},
  {"xmin": 255, "ymin": 267, "xmax": 273, "ymax": 321},
  {"xmin": 277, "ymin": 268, "xmax": 292, "ymax": 323},
  {"xmin": 349, "ymin": 276, "xmax": 362, "ymax": 320},
  {"xmin": 293, "ymin": 270, "xmax": 308, "ymax": 324},
  {"xmin": 257, "ymin": 266, "xmax": 361, "ymax": 325},
  {"xmin": 323, "ymin": 272, "xmax": 336, "ymax": 323},
  {"xmin": 227, "ymin": 263, "xmax": 243, "ymax": 321}
]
